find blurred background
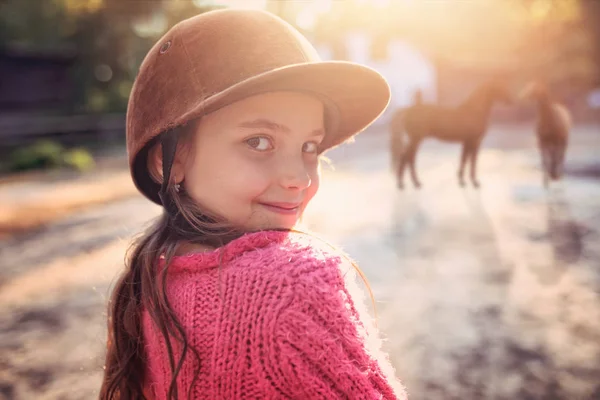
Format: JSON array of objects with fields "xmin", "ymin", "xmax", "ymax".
[{"xmin": 0, "ymin": 0, "xmax": 599, "ymax": 399}]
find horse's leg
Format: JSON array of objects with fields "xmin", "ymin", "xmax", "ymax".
[
  {"xmin": 408, "ymin": 139, "xmax": 423, "ymax": 188},
  {"xmin": 540, "ymin": 144, "xmax": 550, "ymax": 188},
  {"xmin": 396, "ymin": 140, "xmax": 410, "ymax": 190},
  {"xmin": 556, "ymin": 144, "xmax": 567, "ymax": 179},
  {"xmin": 469, "ymin": 140, "xmax": 482, "ymax": 188},
  {"xmin": 458, "ymin": 141, "xmax": 470, "ymax": 187}
]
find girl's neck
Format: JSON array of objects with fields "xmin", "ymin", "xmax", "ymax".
[{"xmin": 175, "ymin": 241, "xmax": 216, "ymax": 256}]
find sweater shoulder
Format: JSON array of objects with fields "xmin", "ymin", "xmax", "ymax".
[{"xmin": 229, "ymin": 232, "xmax": 351, "ymax": 283}]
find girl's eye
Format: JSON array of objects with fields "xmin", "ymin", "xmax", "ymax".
[
  {"xmin": 303, "ymin": 141, "xmax": 319, "ymax": 154},
  {"xmin": 246, "ymin": 136, "xmax": 273, "ymax": 151}
]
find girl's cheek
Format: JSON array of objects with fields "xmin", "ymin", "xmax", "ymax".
[
  {"xmin": 235, "ymin": 162, "xmax": 274, "ymax": 192},
  {"xmin": 306, "ymin": 167, "xmax": 321, "ymax": 202}
]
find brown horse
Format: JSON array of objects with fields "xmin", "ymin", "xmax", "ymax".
[
  {"xmin": 390, "ymin": 81, "xmax": 511, "ymax": 189},
  {"xmin": 389, "ymin": 89, "xmax": 422, "ymax": 174},
  {"xmin": 519, "ymin": 81, "xmax": 571, "ymax": 188}
]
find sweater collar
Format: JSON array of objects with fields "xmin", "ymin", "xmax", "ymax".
[{"xmin": 167, "ymin": 230, "xmax": 291, "ymax": 271}]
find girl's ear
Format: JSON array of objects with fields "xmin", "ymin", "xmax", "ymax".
[
  {"xmin": 147, "ymin": 143, "xmax": 163, "ymax": 184},
  {"xmin": 147, "ymin": 142, "xmax": 186, "ymax": 185},
  {"xmin": 170, "ymin": 147, "xmax": 186, "ymax": 185}
]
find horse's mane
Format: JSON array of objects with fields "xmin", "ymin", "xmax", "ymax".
[{"xmin": 459, "ymin": 82, "xmax": 500, "ymax": 110}]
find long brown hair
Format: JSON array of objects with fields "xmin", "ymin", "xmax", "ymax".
[
  {"xmin": 99, "ymin": 125, "xmax": 243, "ymax": 399},
  {"xmin": 99, "ymin": 130, "xmax": 377, "ymax": 400}
]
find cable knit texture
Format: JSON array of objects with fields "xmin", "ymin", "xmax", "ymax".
[{"xmin": 142, "ymin": 230, "xmax": 406, "ymax": 399}]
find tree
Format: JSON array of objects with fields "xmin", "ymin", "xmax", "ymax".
[{"xmin": 0, "ymin": 0, "xmax": 220, "ymax": 114}]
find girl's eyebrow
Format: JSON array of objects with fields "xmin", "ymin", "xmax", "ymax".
[
  {"xmin": 238, "ymin": 118, "xmax": 289, "ymax": 132},
  {"xmin": 237, "ymin": 118, "xmax": 325, "ymax": 137}
]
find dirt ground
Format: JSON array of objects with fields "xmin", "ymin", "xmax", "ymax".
[{"xmin": 1, "ymin": 124, "xmax": 599, "ymax": 399}]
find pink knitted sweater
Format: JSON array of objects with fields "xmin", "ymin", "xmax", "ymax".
[{"xmin": 142, "ymin": 230, "xmax": 406, "ymax": 399}]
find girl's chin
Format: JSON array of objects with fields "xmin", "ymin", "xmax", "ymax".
[{"xmin": 243, "ymin": 218, "xmax": 303, "ymax": 232}]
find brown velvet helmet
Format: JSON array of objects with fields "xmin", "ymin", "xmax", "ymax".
[{"xmin": 126, "ymin": 8, "xmax": 390, "ymax": 205}]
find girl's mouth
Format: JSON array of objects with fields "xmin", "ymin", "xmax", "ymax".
[{"xmin": 258, "ymin": 202, "xmax": 302, "ymax": 215}]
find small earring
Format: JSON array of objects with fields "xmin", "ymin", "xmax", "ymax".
[{"xmin": 174, "ymin": 183, "xmax": 181, "ymax": 192}]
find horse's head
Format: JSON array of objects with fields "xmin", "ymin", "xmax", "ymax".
[
  {"xmin": 518, "ymin": 81, "xmax": 548, "ymax": 101},
  {"xmin": 462, "ymin": 80, "xmax": 512, "ymax": 113},
  {"xmin": 483, "ymin": 81, "xmax": 513, "ymax": 105}
]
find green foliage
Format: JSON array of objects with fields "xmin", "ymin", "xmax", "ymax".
[
  {"xmin": 0, "ymin": 0, "xmax": 72, "ymax": 50},
  {"xmin": 0, "ymin": 0, "xmax": 188, "ymax": 114},
  {"xmin": 62, "ymin": 147, "xmax": 96, "ymax": 172},
  {"xmin": 7, "ymin": 140, "xmax": 65, "ymax": 171},
  {"xmin": 5, "ymin": 141, "xmax": 95, "ymax": 173}
]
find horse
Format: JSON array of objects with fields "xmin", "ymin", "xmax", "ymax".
[
  {"xmin": 389, "ymin": 89, "xmax": 422, "ymax": 174},
  {"xmin": 519, "ymin": 81, "xmax": 571, "ymax": 188},
  {"xmin": 390, "ymin": 81, "xmax": 512, "ymax": 189}
]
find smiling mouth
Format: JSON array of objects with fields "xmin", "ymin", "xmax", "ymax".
[{"xmin": 258, "ymin": 202, "xmax": 302, "ymax": 215}]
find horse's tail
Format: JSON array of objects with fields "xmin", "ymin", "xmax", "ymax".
[{"xmin": 389, "ymin": 108, "xmax": 406, "ymax": 171}]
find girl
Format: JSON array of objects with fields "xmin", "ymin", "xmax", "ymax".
[{"xmin": 100, "ymin": 8, "xmax": 406, "ymax": 400}]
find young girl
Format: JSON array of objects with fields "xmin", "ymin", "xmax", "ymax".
[{"xmin": 100, "ymin": 8, "xmax": 406, "ymax": 400}]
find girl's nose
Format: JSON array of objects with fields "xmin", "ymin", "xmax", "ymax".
[{"xmin": 279, "ymin": 158, "xmax": 312, "ymax": 191}]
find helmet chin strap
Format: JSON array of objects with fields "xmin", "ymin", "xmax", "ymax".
[{"xmin": 158, "ymin": 128, "xmax": 180, "ymax": 215}]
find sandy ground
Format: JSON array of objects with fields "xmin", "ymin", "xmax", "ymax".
[
  {"xmin": 0, "ymin": 124, "xmax": 599, "ymax": 399},
  {"xmin": 0, "ymin": 156, "xmax": 135, "ymax": 236}
]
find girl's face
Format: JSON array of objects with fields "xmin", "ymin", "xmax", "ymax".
[{"xmin": 176, "ymin": 91, "xmax": 325, "ymax": 231}]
